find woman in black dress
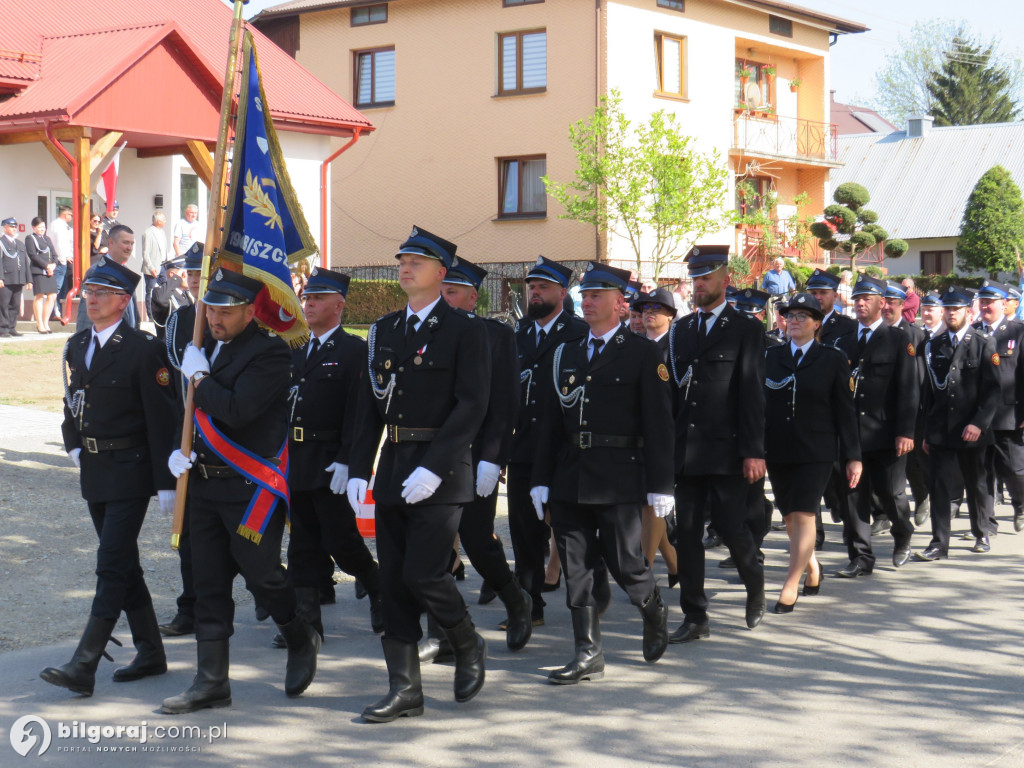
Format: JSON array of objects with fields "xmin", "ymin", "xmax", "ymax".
[
  {"xmin": 764, "ymin": 293, "xmax": 861, "ymax": 612},
  {"xmin": 26, "ymin": 217, "xmax": 58, "ymax": 333}
]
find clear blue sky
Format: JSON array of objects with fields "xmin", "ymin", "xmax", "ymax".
[{"xmin": 230, "ymin": 0, "xmax": 1024, "ymax": 108}]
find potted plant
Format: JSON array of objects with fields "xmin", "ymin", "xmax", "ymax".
[
  {"xmin": 738, "ymin": 64, "xmax": 752, "ymax": 93},
  {"xmin": 762, "ymin": 65, "xmax": 776, "ymax": 83},
  {"xmin": 789, "ymin": 77, "xmax": 802, "ymax": 93}
]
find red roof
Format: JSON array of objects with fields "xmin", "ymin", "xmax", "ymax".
[{"xmin": 0, "ymin": 0, "xmax": 372, "ymax": 141}]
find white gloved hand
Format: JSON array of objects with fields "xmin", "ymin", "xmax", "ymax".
[
  {"xmin": 530, "ymin": 486, "xmax": 549, "ymax": 520},
  {"xmin": 181, "ymin": 343, "xmax": 211, "ymax": 379},
  {"xmin": 401, "ymin": 466, "xmax": 443, "ymax": 505},
  {"xmin": 168, "ymin": 449, "xmax": 196, "ymax": 478},
  {"xmin": 476, "ymin": 460, "xmax": 501, "ymax": 498},
  {"xmin": 648, "ymin": 493, "xmax": 675, "ymax": 519},
  {"xmin": 347, "ymin": 477, "xmax": 369, "ymax": 510},
  {"xmin": 325, "ymin": 462, "xmax": 349, "ymax": 495},
  {"xmin": 158, "ymin": 490, "xmax": 176, "ymax": 517},
  {"xmin": 67, "ymin": 448, "xmax": 81, "ymax": 468}
]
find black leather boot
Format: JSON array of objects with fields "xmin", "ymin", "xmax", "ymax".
[
  {"xmin": 113, "ymin": 604, "xmax": 168, "ymax": 682},
  {"xmin": 158, "ymin": 613, "xmax": 195, "ymax": 637},
  {"xmin": 418, "ymin": 613, "xmax": 454, "ymax": 663},
  {"xmin": 497, "ymin": 578, "xmax": 533, "ymax": 652},
  {"xmin": 441, "ymin": 614, "xmax": 487, "ymax": 703},
  {"xmin": 639, "ymin": 587, "xmax": 669, "ymax": 663},
  {"xmin": 362, "ymin": 638, "xmax": 424, "ymax": 722},
  {"xmin": 160, "ymin": 640, "xmax": 231, "ymax": 714},
  {"xmin": 357, "ymin": 564, "xmax": 385, "ymax": 634},
  {"xmin": 548, "ymin": 606, "xmax": 604, "ymax": 684},
  {"xmin": 272, "ymin": 587, "xmax": 323, "ymax": 649},
  {"xmin": 277, "ymin": 614, "xmax": 321, "ymax": 697},
  {"xmin": 40, "ymin": 615, "xmax": 118, "ymax": 696}
]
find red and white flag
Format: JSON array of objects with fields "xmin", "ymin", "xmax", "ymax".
[{"xmin": 94, "ymin": 142, "xmax": 127, "ymax": 214}]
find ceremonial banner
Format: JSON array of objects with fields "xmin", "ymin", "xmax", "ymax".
[{"xmin": 219, "ymin": 30, "xmax": 314, "ymax": 347}]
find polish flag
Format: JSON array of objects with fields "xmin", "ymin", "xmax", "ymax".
[{"xmin": 94, "ymin": 142, "xmax": 127, "ymax": 214}]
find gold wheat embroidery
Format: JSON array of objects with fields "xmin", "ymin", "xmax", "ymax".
[{"xmin": 243, "ymin": 169, "xmax": 283, "ymax": 233}]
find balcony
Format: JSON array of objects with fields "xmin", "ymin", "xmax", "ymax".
[{"xmin": 732, "ymin": 111, "xmax": 840, "ymax": 166}]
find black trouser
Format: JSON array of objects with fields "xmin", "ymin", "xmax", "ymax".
[
  {"xmin": 375, "ymin": 501, "xmax": 467, "ymax": 644},
  {"xmin": 674, "ymin": 474, "xmax": 764, "ymax": 624},
  {"xmin": 987, "ymin": 430, "xmax": 1024, "ymax": 518},
  {"xmin": 0, "ymin": 284, "xmax": 22, "ymax": 332},
  {"xmin": 86, "ymin": 497, "xmax": 153, "ymax": 620},
  {"xmin": 174, "ymin": 498, "xmax": 195, "ymax": 618},
  {"xmin": 549, "ymin": 501, "xmax": 653, "ymax": 609},
  {"xmin": 506, "ymin": 462, "xmax": 551, "ymax": 610},
  {"xmin": 928, "ymin": 445, "xmax": 995, "ymax": 551},
  {"xmin": 746, "ymin": 476, "xmax": 771, "ymax": 553},
  {"xmin": 841, "ymin": 449, "xmax": 912, "ymax": 569},
  {"xmin": 189, "ymin": 494, "xmax": 294, "ymax": 641},
  {"xmin": 287, "ymin": 487, "xmax": 375, "ymax": 587},
  {"xmin": 906, "ymin": 443, "xmax": 930, "ymax": 509},
  {"xmin": 459, "ymin": 484, "xmax": 514, "ymax": 590}
]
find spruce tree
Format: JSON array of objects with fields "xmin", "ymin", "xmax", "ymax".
[
  {"xmin": 957, "ymin": 165, "xmax": 1024, "ymax": 277},
  {"xmin": 927, "ymin": 36, "xmax": 1019, "ymax": 126}
]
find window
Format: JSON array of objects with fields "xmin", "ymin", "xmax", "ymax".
[
  {"xmin": 498, "ymin": 30, "xmax": 546, "ymax": 95},
  {"xmin": 736, "ymin": 177, "xmax": 773, "ymax": 215},
  {"xmin": 768, "ymin": 14, "xmax": 793, "ymax": 37},
  {"xmin": 736, "ymin": 59, "xmax": 772, "ymax": 109},
  {"xmin": 354, "ymin": 47, "xmax": 395, "ymax": 108},
  {"xmin": 921, "ymin": 251, "xmax": 953, "ymax": 274},
  {"xmin": 657, "ymin": 0, "xmax": 684, "ymax": 10},
  {"xmin": 498, "ymin": 156, "xmax": 546, "ymax": 218},
  {"xmin": 654, "ymin": 33, "xmax": 685, "ymax": 97},
  {"xmin": 351, "ymin": 4, "xmax": 387, "ymax": 26},
  {"xmin": 504, "ymin": 0, "xmax": 543, "ymax": 5}
]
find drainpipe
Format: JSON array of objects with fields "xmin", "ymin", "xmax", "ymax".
[
  {"xmin": 595, "ymin": 0, "xmax": 603, "ymax": 263},
  {"xmin": 44, "ymin": 122, "xmax": 79, "ymax": 325},
  {"xmin": 319, "ymin": 127, "xmax": 362, "ymax": 268}
]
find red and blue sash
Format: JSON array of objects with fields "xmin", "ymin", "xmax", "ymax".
[{"xmin": 194, "ymin": 408, "xmax": 289, "ymax": 545}]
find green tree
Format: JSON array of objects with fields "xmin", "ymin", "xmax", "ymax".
[
  {"xmin": 809, "ymin": 183, "xmax": 907, "ymax": 270},
  {"xmin": 543, "ymin": 90, "xmax": 731, "ymax": 280},
  {"xmin": 928, "ymin": 36, "xmax": 1020, "ymax": 126},
  {"xmin": 957, "ymin": 165, "xmax": 1024, "ymax": 277}
]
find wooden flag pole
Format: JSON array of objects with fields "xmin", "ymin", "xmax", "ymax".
[{"xmin": 170, "ymin": 0, "xmax": 248, "ymax": 550}]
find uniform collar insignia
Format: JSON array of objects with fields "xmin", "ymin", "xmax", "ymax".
[
  {"xmin": 427, "ymin": 315, "xmax": 439, "ymax": 328},
  {"xmin": 324, "ymin": 339, "xmax": 334, "ymax": 349},
  {"xmin": 614, "ymin": 332, "xmax": 625, "ymax": 344},
  {"xmin": 392, "ymin": 315, "xmax": 402, "ymax": 330},
  {"xmin": 556, "ymin": 322, "xmax": 564, "ymax": 332}
]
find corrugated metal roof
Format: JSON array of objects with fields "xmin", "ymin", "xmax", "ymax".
[
  {"xmin": 831, "ymin": 122, "xmax": 1024, "ymax": 240},
  {"xmin": 0, "ymin": 0, "xmax": 372, "ymax": 135}
]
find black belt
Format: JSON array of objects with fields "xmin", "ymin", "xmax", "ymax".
[
  {"xmin": 570, "ymin": 432, "xmax": 643, "ymax": 450},
  {"xmin": 81, "ymin": 434, "xmax": 146, "ymax": 454},
  {"xmin": 196, "ymin": 457, "xmax": 281, "ymax": 480},
  {"xmin": 387, "ymin": 426, "xmax": 439, "ymax": 443},
  {"xmin": 290, "ymin": 427, "xmax": 340, "ymax": 443}
]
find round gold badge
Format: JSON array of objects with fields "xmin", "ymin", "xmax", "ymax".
[{"xmin": 657, "ymin": 363, "xmax": 670, "ymax": 382}]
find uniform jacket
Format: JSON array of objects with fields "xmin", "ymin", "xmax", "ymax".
[
  {"xmin": 288, "ymin": 329, "xmax": 366, "ymax": 492},
  {"xmin": 510, "ymin": 310, "xmax": 588, "ymax": 464},
  {"xmin": 819, "ymin": 309, "xmax": 857, "ymax": 348},
  {"xmin": 669, "ymin": 302, "xmax": 766, "ymax": 476},
  {"xmin": 26, "ymin": 234, "xmax": 57, "ymax": 279},
  {"xmin": 188, "ymin": 322, "xmax": 291, "ymax": 501},
  {"xmin": 0, "ymin": 234, "xmax": 29, "ymax": 284},
  {"xmin": 971, "ymin": 318, "xmax": 1024, "ymax": 431},
  {"xmin": 898, "ymin": 318, "xmax": 928, "ymax": 439},
  {"xmin": 61, "ymin": 319, "xmax": 176, "ymax": 502},
  {"xmin": 922, "ymin": 329, "xmax": 1000, "ymax": 449},
  {"xmin": 833, "ymin": 322, "xmax": 918, "ymax": 453},
  {"xmin": 150, "ymin": 275, "xmax": 193, "ymax": 336},
  {"xmin": 349, "ymin": 298, "xmax": 490, "ymax": 505},
  {"xmin": 474, "ymin": 317, "xmax": 520, "ymax": 466},
  {"xmin": 532, "ymin": 326, "xmax": 674, "ymax": 504},
  {"xmin": 763, "ymin": 342, "xmax": 861, "ymax": 465}
]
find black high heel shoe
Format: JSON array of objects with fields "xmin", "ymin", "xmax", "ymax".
[
  {"xmin": 802, "ymin": 565, "xmax": 824, "ymax": 596},
  {"xmin": 773, "ymin": 600, "xmax": 795, "ymax": 614},
  {"xmin": 448, "ymin": 550, "xmax": 466, "ymax": 581},
  {"xmin": 667, "ymin": 573, "xmax": 679, "ymax": 589},
  {"xmin": 541, "ymin": 571, "xmax": 561, "ymax": 592}
]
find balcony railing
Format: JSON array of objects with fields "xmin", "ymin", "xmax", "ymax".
[{"xmin": 732, "ymin": 111, "xmax": 839, "ymax": 163}]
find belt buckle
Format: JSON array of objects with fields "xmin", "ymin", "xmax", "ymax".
[
  {"xmin": 387, "ymin": 425, "xmax": 398, "ymax": 443},
  {"xmin": 84, "ymin": 437, "xmax": 99, "ymax": 454},
  {"xmin": 198, "ymin": 463, "xmax": 208, "ymax": 480},
  {"xmin": 578, "ymin": 431, "xmax": 592, "ymax": 450},
  {"xmin": 292, "ymin": 426, "xmax": 304, "ymax": 442}
]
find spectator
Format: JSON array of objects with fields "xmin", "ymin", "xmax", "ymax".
[
  {"xmin": 49, "ymin": 205, "xmax": 74, "ymax": 316},
  {"xmin": 141, "ymin": 211, "xmax": 168, "ymax": 318},
  {"xmin": 901, "ymin": 277, "xmax": 920, "ymax": 323},
  {"xmin": 761, "ymin": 257, "xmax": 796, "ymax": 296},
  {"xmin": 673, "ymin": 278, "xmax": 692, "ymax": 317},
  {"xmin": 26, "ymin": 217, "xmax": 59, "ymax": 333},
  {"xmin": 838, "ymin": 270, "xmax": 854, "ymax": 317},
  {"xmin": 90, "ymin": 214, "xmax": 108, "ymax": 262},
  {"xmin": 172, "ymin": 204, "xmax": 201, "ymax": 257}
]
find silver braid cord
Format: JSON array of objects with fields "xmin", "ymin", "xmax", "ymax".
[
  {"xmin": 765, "ymin": 374, "xmax": 797, "ymax": 416},
  {"xmin": 552, "ymin": 343, "xmax": 586, "ymax": 425},
  {"xmin": 367, "ymin": 321, "xmax": 396, "ymax": 411},
  {"xmin": 924, "ymin": 339, "xmax": 951, "ymax": 391}
]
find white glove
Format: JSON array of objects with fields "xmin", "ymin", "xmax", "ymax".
[
  {"xmin": 181, "ymin": 343, "xmax": 210, "ymax": 379},
  {"xmin": 530, "ymin": 486, "xmax": 549, "ymax": 520},
  {"xmin": 158, "ymin": 490, "xmax": 176, "ymax": 517},
  {"xmin": 476, "ymin": 461, "xmax": 501, "ymax": 498},
  {"xmin": 67, "ymin": 448, "xmax": 81, "ymax": 468},
  {"xmin": 648, "ymin": 493, "xmax": 675, "ymax": 519},
  {"xmin": 401, "ymin": 466, "xmax": 443, "ymax": 505},
  {"xmin": 325, "ymin": 462, "xmax": 349, "ymax": 495},
  {"xmin": 347, "ymin": 477, "xmax": 369, "ymax": 510},
  {"xmin": 168, "ymin": 449, "xmax": 196, "ymax": 478}
]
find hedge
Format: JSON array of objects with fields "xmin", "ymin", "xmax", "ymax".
[{"xmin": 343, "ymin": 279, "xmax": 406, "ymax": 324}]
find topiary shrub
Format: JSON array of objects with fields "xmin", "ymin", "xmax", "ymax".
[
  {"xmin": 834, "ymin": 182, "xmax": 870, "ymax": 209},
  {"xmin": 884, "ymin": 239, "xmax": 909, "ymax": 259}
]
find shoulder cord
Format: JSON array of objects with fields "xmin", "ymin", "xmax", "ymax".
[
  {"xmin": 765, "ymin": 373, "xmax": 797, "ymax": 417},
  {"xmin": 0, "ymin": 238, "xmax": 16, "ymax": 259},
  {"xmin": 367, "ymin": 321, "xmax": 396, "ymax": 412},
  {"xmin": 924, "ymin": 338, "xmax": 951, "ymax": 391},
  {"xmin": 520, "ymin": 367, "xmax": 533, "ymax": 407},
  {"xmin": 31, "ymin": 235, "xmax": 50, "ymax": 255},
  {"xmin": 552, "ymin": 342, "xmax": 586, "ymax": 427},
  {"xmin": 61, "ymin": 339, "xmax": 85, "ymax": 422},
  {"xmin": 668, "ymin": 319, "xmax": 694, "ymax": 397}
]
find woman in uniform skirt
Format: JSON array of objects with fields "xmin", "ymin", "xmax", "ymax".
[
  {"xmin": 764, "ymin": 293, "xmax": 861, "ymax": 612},
  {"xmin": 26, "ymin": 217, "xmax": 58, "ymax": 333}
]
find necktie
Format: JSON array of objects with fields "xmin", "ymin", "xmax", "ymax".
[
  {"xmin": 950, "ymin": 333, "xmax": 958, "ymax": 350},
  {"xmin": 307, "ymin": 337, "xmax": 320, "ymax": 360},
  {"xmin": 537, "ymin": 329, "xmax": 547, "ymax": 348},
  {"xmin": 858, "ymin": 328, "xmax": 869, "ymax": 357},
  {"xmin": 86, "ymin": 336, "xmax": 100, "ymax": 369},
  {"xmin": 590, "ymin": 337, "xmax": 604, "ymax": 360},
  {"xmin": 985, "ymin": 324, "xmax": 992, "ymax": 335},
  {"xmin": 697, "ymin": 312, "xmax": 708, "ymax": 336},
  {"xmin": 406, "ymin": 315, "xmax": 419, "ymax": 343},
  {"xmin": 794, "ymin": 348, "xmax": 803, "ymax": 366}
]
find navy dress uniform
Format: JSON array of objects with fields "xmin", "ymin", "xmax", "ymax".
[
  {"xmin": 149, "ymin": 256, "xmax": 194, "ymax": 341},
  {"xmin": 284, "ymin": 267, "xmax": 384, "ymax": 641},
  {"xmin": 0, "ymin": 217, "xmax": 30, "ymax": 336},
  {"xmin": 161, "ymin": 270, "xmax": 320, "ymax": 714},
  {"xmin": 348, "ymin": 227, "xmax": 490, "ymax": 720},
  {"xmin": 532, "ymin": 262, "xmax": 673, "ymax": 682},
  {"xmin": 669, "ymin": 245, "xmax": 767, "ymax": 640},
  {"xmin": 831, "ymin": 274, "xmax": 919, "ymax": 573},
  {"xmin": 42, "ymin": 259, "xmax": 176, "ymax": 696},
  {"xmin": 971, "ymin": 281, "xmax": 1024, "ymax": 533},
  {"xmin": 916, "ymin": 286, "xmax": 1001, "ymax": 560},
  {"xmin": 508, "ymin": 257, "xmax": 589, "ymax": 623}
]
